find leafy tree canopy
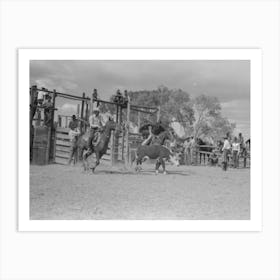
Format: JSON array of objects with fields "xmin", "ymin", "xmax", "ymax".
[{"xmin": 100, "ymin": 86, "xmax": 235, "ymax": 141}]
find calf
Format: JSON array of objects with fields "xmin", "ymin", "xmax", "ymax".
[{"xmin": 134, "ymin": 145, "xmax": 179, "ymax": 175}]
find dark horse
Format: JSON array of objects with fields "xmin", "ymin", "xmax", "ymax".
[
  {"xmin": 196, "ymin": 138, "xmax": 215, "ymax": 164},
  {"xmin": 78, "ymin": 118, "xmax": 120, "ymax": 172}
]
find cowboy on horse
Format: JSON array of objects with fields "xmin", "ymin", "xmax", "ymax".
[{"xmin": 87, "ymin": 107, "xmax": 104, "ymax": 153}]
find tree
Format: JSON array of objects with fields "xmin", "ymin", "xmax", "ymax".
[
  {"xmin": 191, "ymin": 95, "xmax": 221, "ymax": 139},
  {"xmin": 210, "ymin": 116, "xmax": 236, "ymax": 140},
  {"xmin": 191, "ymin": 94, "xmax": 235, "ymax": 140},
  {"xmin": 97, "ymin": 87, "xmax": 235, "ymax": 141},
  {"xmin": 113, "ymin": 87, "xmax": 194, "ymax": 129}
]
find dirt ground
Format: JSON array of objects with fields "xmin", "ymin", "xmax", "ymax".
[{"xmin": 30, "ymin": 161, "xmax": 250, "ymax": 220}]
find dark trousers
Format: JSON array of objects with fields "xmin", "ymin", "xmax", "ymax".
[
  {"xmin": 223, "ymin": 149, "xmax": 230, "ymax": 162},
  {"xmin": 87, "ymin": 128, "xmax": 98, "ymax": 149},
  {"xmin": 232, "ymin": 150, "xmax": 239, "ymax": 168},
  {"xmin": 222, "ymin": 149, "xmax": 230, "ymax": 171},
  {"xmin": 68, "ymin": 140, "xmax": 78, "ymax": 164},
  {"xmin": 44, "ymin": 110, "xmax": 51, "ymax": 126}
]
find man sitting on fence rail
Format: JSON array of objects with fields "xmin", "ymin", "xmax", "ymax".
[
  {"xmin": 42, "ymin": 95, "xmax": 54, "ymax": 127},
  {"xmin": 87, "ymin": 107, "xmax": 104, "ymax": 152}
]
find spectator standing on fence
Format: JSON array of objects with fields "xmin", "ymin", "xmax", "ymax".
[
  {"xmin": 87, "ymin": 107, "xmax": 104, "ymax": 152},
  {"xmin": 42, "ymin": 95, "xmax": 53, "ymax": 127},
  {"xmin": 37, "ymin": 90, "xmax": 46, "ymax": 106},
  {"xmin": 114, "ymin": 89, "xmax": 123, "ymax": 104},
  {"xmin": 69, "ymin": 115, "xmax": 79, "ymax": 130},
  {"xmin": 232, "ymin": 137, "xmax": 240, "ymax": 168},
  {"xmin": 123, "ymin": 90, "xmax": 129, "ymax": 107},
  {"xmin": 183, "ymin": 137, "xmax": 191, "ymax": 165}
]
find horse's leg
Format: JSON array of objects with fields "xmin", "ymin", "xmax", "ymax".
[
  {"xmin": 161, "ymin": 159, "xmax": 167, "ymax": 175},
  {"xmin": 91, "ymin": 152, "xmax": 100, "ymax": 173},
  {"xmin": 68, "ymin": 145, "xmax": 74, "ymax": 165},
  {"xmin": 82, "ymin": 148, "xmax": 91, "ymax": 171},
  {"xmin": 135, "ymin": 158, "xmax": 142, "ymax": 172},
  {"xmin": 73, "ymin": 146, "xmax": 78, "ymax": 165},
  {"xmin": 82, "ymin": 149, "xmax": 87, "ymax": 171},
  {"xmin": 155, "ymin": 159, "xmax": 161, "ymax": 175}
]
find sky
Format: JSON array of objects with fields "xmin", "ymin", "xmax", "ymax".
[{"xmin": 30, "ymin": 60, "xmax": 250, "ymax": 139}]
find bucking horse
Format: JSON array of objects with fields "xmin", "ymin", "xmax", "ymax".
[
  {"xmin": 132, "ymin": 121, "xmax": 179, "ymax": 174},
  {"xmin": 133, "ymin": 145, "xmax": 180, "ymax": 175}
]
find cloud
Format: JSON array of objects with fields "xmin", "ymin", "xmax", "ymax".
[
  {"xmin": 58, "ymin": 103, "xmax": 77, "ymax": 116},
  {"xmin": 221, "ymin": 99, "xmax": 250, "ymax": 122}
]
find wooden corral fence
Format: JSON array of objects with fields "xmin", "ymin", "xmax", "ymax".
[{"xmin": 192, "ymin": 145, "xmax": 250, "ymax": 168}]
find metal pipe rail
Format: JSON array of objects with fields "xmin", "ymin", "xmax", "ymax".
[{"xmin": 34, "ymin": 86, "xmax": 159, "ymax": 112}]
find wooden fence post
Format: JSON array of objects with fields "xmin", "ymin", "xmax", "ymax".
[
  {"xmin": 49, "ymin": 89, "xmax": 57, "ymax": 163},
  {"xmin": 90, "ymin": 93, "xmax": 94, "ymax": 116},
  {"xmin": 76, "ymin": 104, "xmax": 80, "ymax": 117},
  {"xmin": 85, "ymin": 101, "xmax": 89, "ymax": 131},
  {"xmin": 157, "ymin": 105, "xmax": 160, "ymax": 121},
  {"xmin": 80, "ymin": 92, "xmax": 85, "ymax": 132},
  {"xmin": 30, "ymin": 85, "xmax": 38, "ymax": 126},
  {"xmin": 137, "ymin": 111, "xmax": 141, "ymax": 132},
  {"xmin": 110, "ymin": 131, "xmax": 114, "ymax": 166},
  {"xmin": 58, "ymin": 115, "xmax": 62, "ymax": 127},
  {"xmin": 125, "ymin": 96, "xmax": 131, "ymax": 166}
]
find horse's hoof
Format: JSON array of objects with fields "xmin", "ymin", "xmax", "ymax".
[
  {"xmin": 155, "ymin": 170, "xmax": 159, "ymax": 175},
  {"xmin": 163, "ymin": 171, "xmax": 167, "ymax": 175}
]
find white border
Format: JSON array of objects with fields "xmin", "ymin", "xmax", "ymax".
[{"xmin": 18, "ymin": 49, "xmax": 262, "ymax": 231}]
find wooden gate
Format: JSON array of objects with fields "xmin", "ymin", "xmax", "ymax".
[{"xmin": 55, "ymin": 127, "xmax": 71, "ymax": 164}]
